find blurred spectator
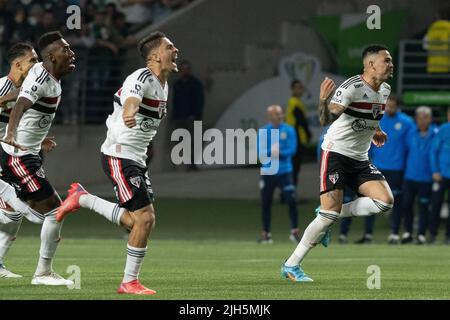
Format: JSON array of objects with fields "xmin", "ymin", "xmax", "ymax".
[
  {"xmin": 423, "ymin": 10, "xmax": 450, "ymax": 73},
  {"xmin": 0, "ymin": 0, "xmax": 13, "ymax": 46},
  {"xmin": 285, "ymin": 79, "xmax": 311, "ymax": 187},
  {"xmin": 120, "ymin": 0, "xmax": 153, "ymax": 27},
  {"xmin": 358, "ymin": 95, "xmax": 414, "ymax": 244},
  {"xmin": 86, "ymin": 9, "xmax": 121, "ymax": 122},
  {"xmin": 10, "ymin": 6, "xmax": 34, "ymax": 44},
  {"xmin": 32, "ymin": 10, "xmax": 60, "ymax": 45},
  {"xmin": 171, "ymin": 60, "xmax": 204, "ymax": 170},
  {"xmin": 257, "ymin": 105, "xmax": 299, "ymax": 244},
  {"xmin": 429, "ymin": 106, "xmax": 450, "ymax": 244},
  {"xmin": 401, "ymin": 106, "xmax": 437, "ymax": 245}
]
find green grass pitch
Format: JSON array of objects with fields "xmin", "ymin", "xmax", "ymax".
[{"xmin": 1, "ymin": 198, "xmax": 450, "ymax": 299}]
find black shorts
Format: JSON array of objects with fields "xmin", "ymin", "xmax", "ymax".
[
  {"xmin": 101, "ymin": 153, "xmax": 154, "ymax": 212},
  {"xmin": 0, "ymin": 145, "xmax": 55, "ymax": 201},
  {"xmin": 319, "ymin": 150, "xmax": 385, "ymax": 195}
]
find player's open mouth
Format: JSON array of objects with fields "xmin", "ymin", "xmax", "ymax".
[
  {"xmin": 172, "ymin": 55, "xmax": 178, "ymax": 68},
  {"xmin": 69, "ymin": 58, "xmax": 76, "ymax": 68}
]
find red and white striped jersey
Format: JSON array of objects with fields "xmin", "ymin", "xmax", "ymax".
[
  {"xmin": 1, "ymin": 63, "xmax": 61, "ymax": 156},
  {"xmin": 101, "ymin": 67, "xmax": 168, "ymax": 167},
  {"xmin": 322, "ymin": 75, "xmax": 391, "ymax": 161},
  {"xmin": 0, "ymin": 75, "xmax": 18, "ymax": 138}
]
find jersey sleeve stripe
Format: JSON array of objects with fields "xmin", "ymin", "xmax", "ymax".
[
  {"xmin": 0, "ymin": 80, "xmax": 12, "ymax": 96},
  {"xmin": 35, "ymin": 69, "xmax": 47, "ymax": 84},
  {"xmin": 341, "ymin": 79, "xmax": 362, "ymax": 89},
  {"xmin": 137, "ymin": 70, "xmax": 151, "ymax": 82},
  {"xmin": 339, "ymin": 75, "xmax": 360, "ymax": 88}
]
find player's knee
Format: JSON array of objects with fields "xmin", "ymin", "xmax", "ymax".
[
  {"xmin": 372, "ymin": 198, "xmax": 393, "ymax": 214},
  {"xmin": 134, "ymin": 208, "xmax": 155, "ymax": 230}
]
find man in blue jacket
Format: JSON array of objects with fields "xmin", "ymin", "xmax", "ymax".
[
  {"xmin": 257, "ymin": 105, "xmax": 299, "ymax": 243},
  {"xmin": 355, "ymin": 95, "xmax": 414, "ymax": 244},
  {"xmin": 429, "ymin": 107, "xmax": 450, "ymax": 244},
  {"xmin": 401, "ymin": 106, "xmax": 437, "ymax": 244}
]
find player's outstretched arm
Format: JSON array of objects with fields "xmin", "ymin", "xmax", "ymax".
[
  {"xmin": 0, "ymin": 89, "xmax": 19, "ymax": 109},
  {"xmin": 1, "ymin": 96, "xmax": 33, "ymax": 150},
  {"xmin": 122, "ymin": 97, "xmax": 141, "ymax": 128}
]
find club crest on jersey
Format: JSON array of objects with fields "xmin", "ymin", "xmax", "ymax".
[
  {"xmin": 130, "ymin": 176, "xmax": 141, "ymax": 188},
  {"xmin": 372, "ymin": 104, "xmax": 382, "ymax": 118},
  {"xmin": 280, "ymin": 132, "xmax": 287, "ymax": 140},
  {"xmin": 35, "ymin": 168, "xmax": 46, "ymax": 178},
  {"xmin": 158, "ymin": 101, "xmax": 167, "ymax": 118},
  {"xmin": 328, "ymin": 172, "xmax": 339, "ymax": 184}
]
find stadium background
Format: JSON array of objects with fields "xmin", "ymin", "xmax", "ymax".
[{"xmin": 0, "ymin": 0, "xmax": 450, "ymax": 299}]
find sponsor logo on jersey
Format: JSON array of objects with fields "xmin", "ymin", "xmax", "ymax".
[
  {"xmin": 329, "ymin": 172, "xmax": 339, "ymax": 184},
  {"xmin": 351, "ymin": 119, "xmax": 377, "ymax": 132},
  {"xmin": 35, "ymin": 168, "xmax": 46, "ymax": 178},
  {"xmin": 140, "ymin": 117, "xmax": 158, "ymax": 132},
  {"xmin": 130, "ymin": 176, "xmax": 141, "ymax": 188},
  {"xmin": 38, "ymin": 115, "xmax": 52, "ymax": 128}
]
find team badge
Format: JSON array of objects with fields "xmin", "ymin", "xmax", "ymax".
[
  {"xmin": 280, "ymin": 132, "xmax": 287, "ymax": 140},
  {"xmin": 395, "ymin": 122, "xmax": 402, "ymax": 130},
  {"xmin": 372, "ymin": 104, "xmax": 382, "ymax": 118},
  {"xmin": 35, "ymin": 168, "xmax": 46, "ymax": 178},
  {"xmin": 328, "ymin": 172, "xmax": 339, "ymax": 184},
  {"xmin": 130, "ymin": 176, "xmax": 141, "ymax": 188}
]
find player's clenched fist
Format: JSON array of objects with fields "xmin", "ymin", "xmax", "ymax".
[
  {"xmin": 372, "ymin": 128, "xmax": 387, "ymax": 147},
  {"xmin": 319, "ymin": 77, "xmax": 336, "ymax": 101}
]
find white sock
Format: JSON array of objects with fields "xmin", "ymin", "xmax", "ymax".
[
  {"xmin": 340, "ymin": 197, "xmax": 393, "ymax": 218},
  {"xmin": 123, "ymin": 244, "xmax": 147, "ymax": 283},
  {"xmin": 285, "ymin": 210, "xmax": 338, "ymax": 267},
  {"xmin": 0, "ymin": 182, "xmax": 44, "ymax": 224},
  {"xmin": 35, "ymin": 209, "xmax": 62, "ymax": 275},
  {"xmin": 0, "ymin": 219, "xmax": 22, "ymax": 265},
  {"xmin": 79, "ymin": 194, "xmax": 124, "ymax": 226}
]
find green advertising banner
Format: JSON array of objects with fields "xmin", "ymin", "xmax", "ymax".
[
  {"xmin": 403, "ymin": 91, "xmax": 450, "ymax": 105},
  {"xmin": 309, "ymin": 10, "xmax": 408, "ymax": 77}
]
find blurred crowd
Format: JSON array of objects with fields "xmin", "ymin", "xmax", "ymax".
[{"xmin": 0, "ymin": 0, "xmax": 194, "ymax": 124}]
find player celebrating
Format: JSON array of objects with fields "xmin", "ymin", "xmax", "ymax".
[
  {"xmin": 281, "ymin": 45, "xmax": 395, "ymax": 282},
  {"xmin": 56, "ymin": 31, "xmax": 179, "ymax": 295},
  {"xmin": 0, "ymin": 42, "xmax": 40, "ymax": 278},
  {"xmin": 0, "ymin": 31, "xmax": 76, "ymax": 285}
]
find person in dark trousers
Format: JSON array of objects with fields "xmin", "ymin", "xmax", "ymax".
[
  {"xmin": 401, "ymin": 106, "xmax": 437, "ymax": 245},
  {"xmin": 171, "ymin": 60, "xmax": 204, "ymax": 171},
  {"xmin": 429, "ymin": 106, "xmax": 450, "ymax": 244},
  {"xmin": 286, "ymin": 79, "xmax": 312, "ymax": 187},
  {"xmin": 257, "ymin": 105, "xmax": 299, "ymax": 244}
]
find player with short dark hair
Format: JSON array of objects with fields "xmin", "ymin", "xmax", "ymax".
[
  {"xmin": 0, "ymin": 31, "xmax": 76, "ymax": 285},
  {"xmin": 281, "ymin": 44, "xmax": 395, "ymax": 281},
  {"xmin": 56, "ymin": 31, "xmax": 179, "ymax": 295}
]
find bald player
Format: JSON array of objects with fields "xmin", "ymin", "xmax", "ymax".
[
  {"xmin": 281, "ymin": 44, "xmax": 395, "ymax": 282},
  {"xmin": 257, "ymin": 105, "xmax": 299, "ymax": 244}
]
